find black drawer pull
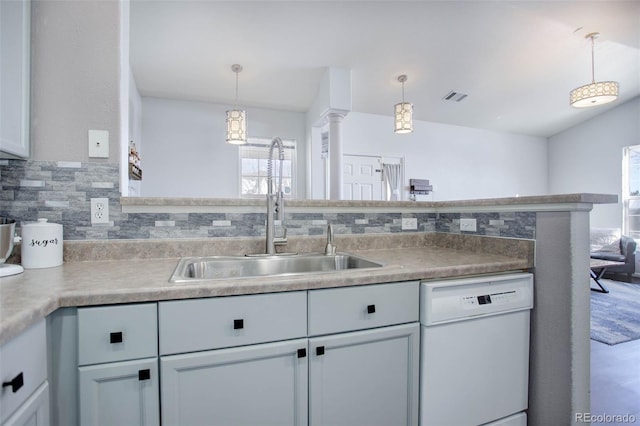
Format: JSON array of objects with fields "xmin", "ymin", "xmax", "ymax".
[
  {"xmin": 233, "ymin": 319, "xmax": 244, "ymax": 330},
  {"xmin": 316, "ymin": 346, "xmax": 325, "ymax": 356},
  {"xmin": 2, "ymin": 372, "xmax": 24, "ymax": 393},
  {"xmin": 367, "ymin": 304, "xmax": 376, "ymax": 314},
  {"xmin": 297, "ymin": 348, "xmax": 307, "ymax": 358},
  {"xmin": 110, "ymin": 331, "xmax": 123, "ymax": 344},
  {"xmin": 138, "ymin": 369, "xmax": 151, "ymax": 381}
]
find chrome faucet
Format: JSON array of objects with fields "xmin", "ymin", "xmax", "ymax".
[
  {"xmin": 325, "ymin": 223, "xmax": 336, "ymax": 255},
  {"xmin": 265, "ymin": 137, "xmax": 288, "ymax": 254}
]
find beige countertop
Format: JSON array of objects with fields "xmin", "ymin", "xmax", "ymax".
[{"xmin": 0, "ymin": 244, "xmax": 530, "ymax": 345}]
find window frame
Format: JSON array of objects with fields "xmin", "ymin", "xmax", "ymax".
[
  {"xmin": 622, "ymin": 145, "xmax": 640, "ymax": 240},
  {"xmin": 238, "ymin": 137, "xmax": 297, "ymax": 199}
]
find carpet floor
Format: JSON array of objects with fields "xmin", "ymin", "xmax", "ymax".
[{"xmin": 590, "ymin": 278, "xmax": 640, "ymax": 345}]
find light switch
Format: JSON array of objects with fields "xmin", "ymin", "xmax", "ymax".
[{"xmin": 89, "ymin": 130, "xmax": 109, "ymax": 158}]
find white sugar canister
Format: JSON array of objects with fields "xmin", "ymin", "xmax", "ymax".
[{"xmin": 21, "ymin": 218, "xmax": 63, "ymax": 269}]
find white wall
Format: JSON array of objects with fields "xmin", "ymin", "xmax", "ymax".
[
  {"xmin": 141, "ymin": 97, "xmax": 307, "ymax": 198},
  {"xmin": 342, "ymin": 112, "xmax": 549, "ymax": 201},
  {"xmin": 31, "ymin": 0, "xmax": 120, "ymax": 162},
  {"xmin": 548, "ymin": 96, "xmax": 640, "ymax": 229}
]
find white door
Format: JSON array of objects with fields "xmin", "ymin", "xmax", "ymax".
[
  {"xmin": 78, "ymin": 358, "xmax": 160, "ymax": 426},
  {"xmin": 308, "ymin": 323, "xmax": 420, "ymax": 426},
  {"xmin": 343, "ymin": 155, "xmax": 382, "ymax": 200},
  {"xmin": 161, "ymin": 339, "xmax": 308, "ymax": 426}
]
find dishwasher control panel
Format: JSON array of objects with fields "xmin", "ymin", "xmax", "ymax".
[{"xmin": 421, "ymin": 273, "xmax": 533, "ymax": 325}]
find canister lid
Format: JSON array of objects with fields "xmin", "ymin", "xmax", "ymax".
[{"xmin": 23, "ymin": 218, "xmax": 62, "ymax": 228}]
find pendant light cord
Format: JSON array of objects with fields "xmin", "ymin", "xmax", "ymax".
[{"xmin": 590, "ymin": 35, "xmax": 596, "ymax": 84}]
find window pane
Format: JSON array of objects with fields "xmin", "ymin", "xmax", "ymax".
[
  {"xmin": 630, "ymin": 148, "xmax": 640, "ymax": 196},
  {"xmin": 242, "ymin": 158, "xmax": 259, "ymax": 176},
  {"xmin": 239, "ymin": 137, "xmax": 296, "ymax": 197}
]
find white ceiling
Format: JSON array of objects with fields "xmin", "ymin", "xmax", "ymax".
[{"xmin": 130, "ymin": 0, "xmax": 640, "ymax": 138}]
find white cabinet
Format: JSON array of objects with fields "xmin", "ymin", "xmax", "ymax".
[
  {"xmin": 0, "ymin": 320, "xmax": 48, "ymax": 426},
  {"xmin": 78, "ymin": 358, "xmax": 159, "ymax": 426},
  {"xmin": 77, "ymin": 303, "xmax": 159, "ymax": 426},
  {"xmin": 159, "ymin": 291, "xmax": 308, "ymax": 426},
  {"xmin": 0, "ymin": 0, "xmax": 31, "ymax": 159},
  {"xmin": 161, "ymin": 339, "xmax": 308, "ymax": 426},
  {"xmin": 309, "ymin": 324, "xmax": 420, "ymax": 426},
  {"xmin": 2, "ymin": 382, "xmax": 49, "ymax": 426},
  {"xmin": 307, "ymin": 281, "xmax": 420, "ymax": 426}
]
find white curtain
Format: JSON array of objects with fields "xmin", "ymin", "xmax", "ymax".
[{"xmin": 382, "ymin": 163, "xmax": 402, "ymax": 201}]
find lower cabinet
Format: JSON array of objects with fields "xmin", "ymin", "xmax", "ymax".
[
  {"xmin": 2, "ymin": 382, "xmax": 49, "ymax": 426},
  {"xmin": 0, "ymin": 319, "xmax": 49, "ymax": 426},
  {"xmin": 308, "ymin": 323, "xmax": 420, "ymax": 426},
  {"xmin": 77, "ymin": 303, "xmax": 160, "ymax": 426},
  {"xmin": 78, "ymin": 358, "xmax": 159, "ymax": 426},
  {"xmin": 161, "ymin": 339, "xmax": 308, "ymax": 426}
]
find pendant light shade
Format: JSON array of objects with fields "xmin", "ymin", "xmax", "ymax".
[
  {"xmin": 570, "ymin": 33, "xmax": 619, "ymax": 108},
  {"xmin": 226, "ymin": 64, "xmax": 247, "ymax": 144},
  {"xmin": 394, "ymin": 75, "xmax": 413, "ymax": 134}
]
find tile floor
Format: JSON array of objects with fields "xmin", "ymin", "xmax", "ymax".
[{"xmin": 589, "ymin": 278, "xmax": 640, "ymax": 425}]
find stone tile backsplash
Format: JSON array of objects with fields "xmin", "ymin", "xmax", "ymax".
[{"xmin": 1, "ymin": 160, "xmax": 535, "ymax": 240}]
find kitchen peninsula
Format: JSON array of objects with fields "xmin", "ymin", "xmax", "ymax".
[{"xmin": 0, "ymin": 193, "xmax": 617, "ymax": 426}]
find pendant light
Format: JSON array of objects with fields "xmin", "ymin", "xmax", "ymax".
[
  {"xmin": 570, "ymin": 32, "xmax": 619, "ymax": 108},
  {"xmin": 226, "ymin": 64, "xmax": 247, "ymax": 144},
  {"xmin": 394, "ymin": 74, "xmax": 413, "ymax": 134}
]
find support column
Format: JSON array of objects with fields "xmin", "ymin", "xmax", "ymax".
[
  {"xmin": 529, "ymin": 209, "xmax": 591, "ymax": 425},
  {"xmin": 327, "ymin": 112, "xmax": 344, "ymax": 200}
]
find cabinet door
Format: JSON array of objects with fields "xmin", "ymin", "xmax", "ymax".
[
  {"xmin": 0, "ymin": 0, "xmax": 30, "ymax": 159},
  {"xmin": 309, "ymin": 323, "xmax": 419, "ymax": 426},
  {"xmin": 2, "ymin": 382, "xmax": 49, "ymax": 426},
  {"xmin": 78, "ymin": 358, "xmax": 159, "ymax": 426},
  {"xmin": 161, "ymin": 338, "xmax": 308, "ymax": 426}
]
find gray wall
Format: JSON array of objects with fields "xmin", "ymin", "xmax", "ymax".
[
  {"xmin": 31, "ymin": 0, "xmax": 120, "ymax": 163},
  {"xmin": 548, "ymin": 96, "xmax": 640, "ymax": 229}
]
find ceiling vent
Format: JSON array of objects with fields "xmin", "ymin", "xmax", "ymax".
[{"xmin": 442, "ymin": 91, "xmax": 468, "ymax": 102}]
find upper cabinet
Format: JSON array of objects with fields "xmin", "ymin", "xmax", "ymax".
[{"xmin": 0, "ymin": 0, "xmax": 31, "ymax": 159}]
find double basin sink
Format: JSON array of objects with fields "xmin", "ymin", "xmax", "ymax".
[{"xmin": 170, "ymin": 252, "xmax": 383, "ymax": 283}]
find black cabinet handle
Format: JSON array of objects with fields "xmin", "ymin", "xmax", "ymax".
[
  {"xmin": 316, "ymin": 346, "xmax": 325, "ymax": 356},
  {"xmin": 2, "ymin": 372, "xmax": 24, "ymax": 393},
  {"xmin": 138, "ymin": 369, "xmax": 151, "ymax": 381},
  {"xmin": 110, "ymin": 331, "xmax": 123, "ymax": 344},
  {"xmin": 297, "ymin": 348, "xmax": 307, "ymax": 358},
  {"xmin": 367, "ymin": 304, "xmax": 376, "ymax": 314},
  {"xmin": 233, "ymin": 319, "xmax": 244, "ymax": 330}
]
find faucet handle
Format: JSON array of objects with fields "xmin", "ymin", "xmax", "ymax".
[
  {"xmin": 274, "ymin": 227, "xmax": 288, "ymax": 246},
  {"xmin": 325, "ymin": 224, "xmax": 336, "ymax": 255}
]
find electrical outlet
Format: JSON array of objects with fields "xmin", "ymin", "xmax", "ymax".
[
  {"xmin": 90, "ymin": 198, "xmax": 109, "ymax": 224},
  {"xmin": 401, "ymin": 217, "xmax": 418, "ymax": 230},
  {"xmin": 460, "ymin": 218, "xmax": 477, "ymax": 232}
]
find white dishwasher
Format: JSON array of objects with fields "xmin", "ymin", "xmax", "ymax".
[{"xmin": 420, "ymin": 273, "xmax": 533, "ymax": 426}]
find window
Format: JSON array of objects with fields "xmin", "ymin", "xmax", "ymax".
[
  {"xmin": 623, "ymin": 145, "xmax": 640, "ymax": 240},
  {"xmin": 239, "ymin": 138, "xmax": 296, "ymax": 198}
]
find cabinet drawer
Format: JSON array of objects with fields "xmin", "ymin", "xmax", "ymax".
[
  {"xmin": 159, "ymin": 291, "xmax": 307, "ymax": 355},
  {"xmin": 78, "ymin": 303, "xmax": 158, "ymax": 366},
  {"xmin": 0, "ymin": 319, "xmax": 47, "ymax": 424},
  {"xmin": 308, "ymin": 281, "xmax": 419, "ymax": 336}
]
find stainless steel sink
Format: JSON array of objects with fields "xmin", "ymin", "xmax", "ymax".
[{"xmin": 170, "ymin": 252, "xmax": 383, "ymax": 283}]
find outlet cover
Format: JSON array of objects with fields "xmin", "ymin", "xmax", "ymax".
[
  {"xmin": 401, "ymin": 217, "xmax": 418, "ymax": 230},
  {"xmin": 88, "ymin": 130, "xmax": 109, "ymax": 158},
  {"xmin": 90, "ymin": 198, "xmax": 109, "ymax": 224},
  {"xmin": 460, "ymin": 218, "xmax": 477, "ymax": 232}
]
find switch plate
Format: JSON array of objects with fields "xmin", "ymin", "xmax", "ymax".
[
  {"xmin": 401, "ymin": 218, "xmax": 418, "ymax": 230},
  {"xmin": 90, "ymin": 198, "xmax": 109, "ymax": 224},
  {"xmin": 88, "ymin": 130, "xmax": 109, "ymax": 158},
  {"xmin": 460, "ymin": 218, "xmax": 477, "ymax": 232}
]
